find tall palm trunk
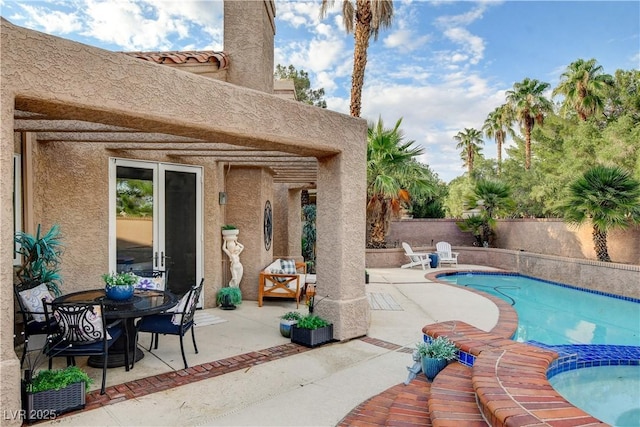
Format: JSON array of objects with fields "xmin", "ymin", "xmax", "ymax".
[
  {"xmin": 592, "ymin": 225, "xmax": 611, "ymax": 262},
  {"xmin": 350, "ymin": 0, "xmax": 372, "ymax": 117},
  {"xmin": 496, "ymin": 132, "xmax": 504, "ymax": 175},
  {"xmin": 368, "ymin": 197, "xmax": 390, "ymax": 248},
  {"xmin": 524, "ymin": 116, "xmax": 534, "ymax": 170}
]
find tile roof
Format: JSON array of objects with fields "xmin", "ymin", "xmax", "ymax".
[{"xmin": 123, "ymin": 50, "xmax": 229, "ymax": 69}]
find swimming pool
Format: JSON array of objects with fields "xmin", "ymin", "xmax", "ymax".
[
  {"xmin": 437, "ymin": 271, "xmax": 640, "ymax": 425},
  {"xmin": 549, "ymin": 366, "xmax": 640, "ymax": 426},
  {"xmin": 437, "ymin": 272, "xmax": 640, "ymax": 346}
]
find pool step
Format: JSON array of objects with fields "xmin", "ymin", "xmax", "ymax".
[
  {"xmin": 337, "ymin": 372, "xmax": 432, "ymax": 426},
  {"xmin": 429, "ymin": 362, "xmax": 488, "ymax": 426},
  {"xmin": 424, "ymin": 321, "xmax": 607, "ymax": 426}
]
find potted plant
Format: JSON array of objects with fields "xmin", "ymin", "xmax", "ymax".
[
  {"xmin": 291, "ymin": 314, "xmax": 333, "ymax": 348},
  {"xmin": 279, "ymin": 311, "xmax": 303, "ymax": 338},
  {"xmin": 102, "ymin": 271, "xmax": 138, "ymax": 301},
  {"xmin": 22, "ymin": 338, "xmax": 93, "ymax": 423},
  {"xmin": 217, "ymin": 286, "xmax": 242, "ymax": 310},
  {"xmin": 23, "ymin": 366, "xmax": 93, "ymax": 423},
  {"xmin": 221, "ymin": 224, "xmax": 239, "ymax": 237},
  {"xmin": 14, "ymin": 224, "xmax": 64, "ymax": 296},
  {"xmin": 415, "ymin": 336, "xmax": 458, "ymax": 381}
]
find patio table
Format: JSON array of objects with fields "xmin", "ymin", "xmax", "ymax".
[{"xmin": 53, "ymin": 288, "xmax": 178, "ymax": 368}]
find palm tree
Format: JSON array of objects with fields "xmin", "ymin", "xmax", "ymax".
[
  {"xmin": 553, "ymin": 58, "xmax": 614, "ymax": 121},
  {"xmin": 483, "ymin": 104, "xmax": 512, "ymax": 175},
  {"xmin": 459, "ymin": 179, "xmax": 512, "ymax": 246},
  {"xmin": 367, "ymin": 117, "xmax": 433, "ymax": 248},
  {"xmin": 506, "ymin": 78, "xmax": 553, "ymax": 170},
  {"xmin": 559, "ymin": 165, "xmax": 640, "ymax": 262},
  {"xmin": 320, "ymin": 0, "xmax": 393, "ymax": 117},
  {"xmin": 454, "ymin": 128, "xmax": 484, "ymax": 175}
]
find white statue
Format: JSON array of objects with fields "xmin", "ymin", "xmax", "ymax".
[{"xmin": 222, "ymin": 236, "xmax": 244, "ymax": 287}]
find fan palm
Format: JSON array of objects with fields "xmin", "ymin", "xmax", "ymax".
[
  {"xmin": 320, "ymin": 0, "xmax": 393, "ymax": 117},
  {"xmin": 367, "ymin": 117, "xmax": 433, "ymax": 248},
  {"xmin": 483, "ymin": 104, "xmax": 513, "ymax": 175},
  {"xmin": 506, "ymin": 78, "xmax": 553, "ymax": 170},
  {"xmin": 553, "ymin": 58, "xmax": 614, "ymax": 121},
  {"xmin": 559, "ymin": 165, "xmax": 640, "ymax": 262},
  {"xmin": 454, "ymin": 128, "xmax": 484, "ymax": 174},
  {"xmin": 460, "ymin": 179, "xmax": 513, "ymax": 246}
]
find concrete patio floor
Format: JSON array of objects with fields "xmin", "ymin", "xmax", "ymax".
[{"xmin": 31, "ymin": 265, "xmax": 500, "ymax": 426}]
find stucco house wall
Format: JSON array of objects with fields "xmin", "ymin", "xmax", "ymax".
[{"xmin": 1, "ymin": 7, "xmax": 367, "ymax": 421}]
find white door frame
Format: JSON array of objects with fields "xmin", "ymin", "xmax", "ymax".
[{"xmin": 108, "ymin": 158, "xmax": 203, "ymax": 301}]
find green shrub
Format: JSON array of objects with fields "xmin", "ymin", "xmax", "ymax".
[
  {"xmin": 296, "ymin": 314, "xmax": 330, "ymax": 330},
  {"xmin": 27, "ymin": 366, "xmax": 93, "ymax": 393},
  {"xmin": 415, "ymin": 336, "xmax": 457, "ymax": 360},
  {"xmin": 216, "ymin": 287, "xmax": 242, "ymax": 305},
  {"xmin": 102, "ymin": 271, "xmax": 138, "ymax": 286},
  {"xmin": 281, "ymin": 311, "xmax": 303, "ymax": 321}
]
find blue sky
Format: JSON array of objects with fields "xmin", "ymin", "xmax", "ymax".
[{"xmin": 2, "ymin": 0, "xmax": 638, "ymax": 182}]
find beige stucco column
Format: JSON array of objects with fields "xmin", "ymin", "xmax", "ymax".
[
  {"xmin": 314, "ymin": 148, "xmax": 369, "ymax": 341},
  {"xmin": 225, "ymin": 166, "xmax": 274, "ymax": 301},
  {"xmin": 272, "ymin": 184, "xmax": 303, "ymax": 259},
  {"xmin": 0, "ymin": 93, "xmax": 22, "ymax": 426}
]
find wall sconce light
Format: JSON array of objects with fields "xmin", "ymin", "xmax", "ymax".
[{"xmin": 219, "ymin": 192, "xmax": 227, "ymax": 205}]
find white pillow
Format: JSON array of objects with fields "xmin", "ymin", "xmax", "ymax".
[
  {"xmin": 295, "ymin": 274, "xmax": 306, "ymax": 289},
  {"xmin": 135, "ymin": 276, "xmax": 164, "ymax": 290},
  {"xmin": 266, "ymin": 259, "xmax": 282, "ymax": 273},
  {"xmin": 19, "ymin": 283, "xmax": 54, "ymax": 322},
  {"xmin": 167, "ymin": 292, "xmax": 195, "ymax": 325}
]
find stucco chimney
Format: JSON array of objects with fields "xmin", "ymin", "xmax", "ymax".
[{"xmin": 224, "ymin": 0, "xmax": 275, "ymax": 93}]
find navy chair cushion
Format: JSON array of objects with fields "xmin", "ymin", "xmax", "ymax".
[
  {"xmin": 138, "ymin": 314, "xmax": 193, "ymax": 335},
  {"xmin": 25, "ymin": 318, "xmax": 55, "ymax": 335},
  {"xmin": 49, "ymin": 326, "xmax": 123, "ymax": 353}
]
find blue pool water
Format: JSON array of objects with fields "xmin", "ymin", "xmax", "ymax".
[
  {"xmin": 437, "ymin": 272, "xmax": 640, "ymax": 346},
  {"xmin": 549, "ymin": 366, "xmax": 640, "ymax": 427},
  {"xmin": 438, "ymin": 272, "xmax": 640, "ymax": 425}
]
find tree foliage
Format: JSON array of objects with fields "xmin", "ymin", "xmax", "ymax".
[
  {"xmin": 506, "ymin": 78, "xmax": 553, "ymax": 170},
  {"xmin": 366, "ymin": 117, "xmax": 435, "ymax": 247},
  {"xmin": 445, "ymin": 60, "xmax": 639, "ymax": 220},
  {"xmin": 553, "ymin": 58, "xmax": 614, "ymax": 121},
  {"xmin": 320, "ymin": 0, "xmax": 393, "ymax": 117},
  {"xmin": 557, "ymin": 166, "xmax": 640, "ymax": 262},
  {"xmin": 274, "ymin": 64, "xmax": 327, "ymax": 108},
  {"xmin": 454, "ymin": 128, "xmax": 484, "ymax": 174}
]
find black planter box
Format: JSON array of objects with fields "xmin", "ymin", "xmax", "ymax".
[
  {"xmin": 291, "ymin": 324, "xmax": 333, "ymax": 348},
  {"xmin": 22, "ymin": 381, "xmax": 86, "ymax": 423}
]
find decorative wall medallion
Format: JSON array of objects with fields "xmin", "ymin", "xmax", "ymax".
[{"xmin": 263, "ymin": 200, "xmax": 272, "ymax": 251}]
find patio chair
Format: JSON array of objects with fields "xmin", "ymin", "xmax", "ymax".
[
  {"xmin": 258, "ymin": 259, "xmax": 306, "ymax": 308},
  {"xmin": 133, "ymin": 269, "xmax": 168, "ymax": 290},
  {"xmin": 14, "ymin": 282, "xmax": 57, "ymax": 368},
  {"xmin": 401, "ymin": 242, "xmax": 431, "ymax": 270},
  {"xmin": 135, "ymin": 278, "xmax": 204, "ymax": 369},
  {"xmin": 435, "ymin": 241, "xmax": 459, "ymax": 266},
  {"xmin": 43, "ymin": 300, "xmax": 127, "ymax": 394}
]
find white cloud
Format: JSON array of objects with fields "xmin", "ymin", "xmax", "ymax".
[
  {"xmin": 435, "ymin": 3, "xmax": 490, "ymax": 28},
  {"xmin": 443, "ymin": 27, "xmax": 485, "ymax": 65},
  {"xmin": 14, "ymin": 4, "xmax": 83, "ymax": 34},
  {"xmin": 383, "ymin": 29, "xmax": 430, "ymax": 53}
]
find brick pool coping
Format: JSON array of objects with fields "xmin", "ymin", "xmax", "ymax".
[{"xmin": 425, "ymin": 270, "xmax": 607, "ymax": 426}]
